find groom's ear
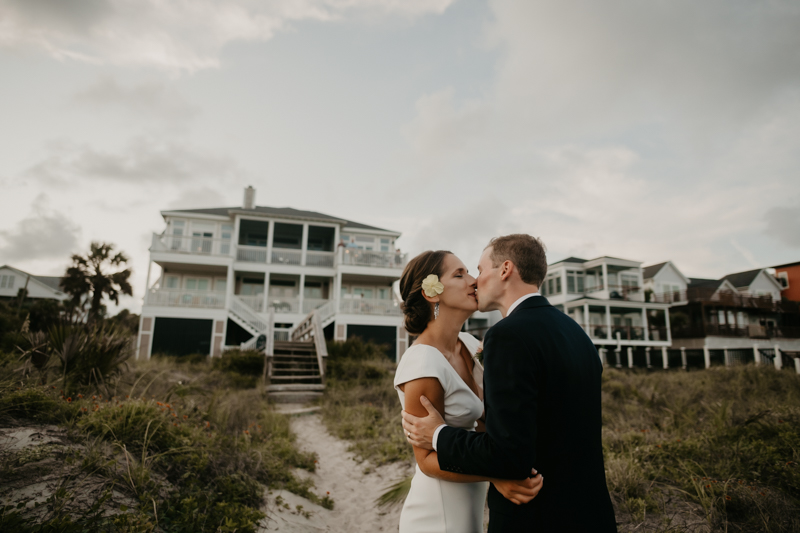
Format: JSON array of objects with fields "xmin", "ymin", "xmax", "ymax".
[{"xmin": 499, "ymin": 260, "xmax": 514, "ymax": 281}]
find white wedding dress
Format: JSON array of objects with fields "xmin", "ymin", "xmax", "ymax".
[{"xmin": 394, "ymin": 332, "xmax": 487, "ymax": 533}]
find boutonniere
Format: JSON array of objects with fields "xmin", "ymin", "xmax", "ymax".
[{"xmin": 473, "ymin": 342, "xmax": 484, "ymax": 365}]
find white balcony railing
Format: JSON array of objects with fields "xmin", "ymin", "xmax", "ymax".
[
  {"xmin": 151, "ymin": 233, "xmax": 232, "ymax": 257},
  {"xmin": 302, "ymin": 298, "xmax": 332, "ymax": 314},
  {"xmin": 237, "ymin": 245, "xmax": 267, "ymax": 263},
  {"xmin": 267, "ymin": 297, "xmax": 300, "ymax": 313},
  {"xmin": 271, "ymin": 248, "xmax": 302, "ymax": 265},
  {"xmin": 341, "ymin": 249, "xmax": 407, "ymax": 269},
  {"xmin": 306, "ymin": 251, "xmax": 335, "ymax": 267},
  {"xmin": 146, "ymin": 289, "xmax": 226, "ymax": 309},
  {"xmin": 339, "ymin": 297, "xmax": 402, "ymax": 316},
  {"xmin": 237, "ymin": 294, "xmax": 265, "ymax": 312}
]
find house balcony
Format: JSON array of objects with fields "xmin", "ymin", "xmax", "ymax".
[
  {"xmin": 585, "ymin": 284, "xmax": 643, "ymax": 302},
  {"xmin": 581, "ymin": 324, "xmax": 669, "ymax": 342},
  {"xmin": 339, "ymin": 298, "xmax": 402, "ymax": 316},
  {"xmin": 146, "ymin": 289, "xmax": 226, "ymax": 309},
  {"xmin": 340, "ymin": 249, "xmax": 407, "ymax": 269},
  {"xmin": 672, "ymin": 324, "xmax": 800, "ymax": 339},
  {"xmin": 653, "ymin": 288, "xmax": 777, "ymax": 309},
  {"xmin": 152, "ymin": 234, "xmax": 231, "ymax": 257}
]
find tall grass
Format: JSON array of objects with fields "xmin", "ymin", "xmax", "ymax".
[
  {"xmin": 0, "ymin": 351, "xmax": 322, "ymax": 532},
  {"xmin": 321, "ymin": 341, "xmax": 800, "ymax": 531}
]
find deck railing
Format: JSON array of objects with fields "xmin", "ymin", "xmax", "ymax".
[
  {"xmin": 302, "ymin": 298, "xmax": 332, "ymax": 314},
  {"xmin": 271, "ymin": 248, "xmax": 302, "ymax": 265},
  {"xmin": 146, "ymin": 289, "xmax": 225, "ymax": 309},
  {"xmin": 237, "ymin": 294, "xmax": 265, "ymax": 312},
  {"xmin": 151, "ymin": 233, "xmax": 232, "ymax": 257},
  {"xmin": 237, "ymin": 245, "xmax": 267, "ymax": 263},
  {"xmin": 339, "ymin": 297, "xmax": 402, "ymax": 316},
  {"xmin": 291, "ymin": 309, "xmax": 327, "ymax": 381},
  {"xmin": 340, "ymin": 249, "xmax": 407, "ymax": 269},
  {"xmin": 266, "ymin": 297, "xmax": 300, "ymax": 314},
  {"xmin": 306, "ymin": 251, "xmax": 335, "ymax": 267}
]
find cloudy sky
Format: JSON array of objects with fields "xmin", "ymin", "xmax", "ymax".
[{"xmin": 2, "ymin": 0, "xmax": 799, "ymax": 313}]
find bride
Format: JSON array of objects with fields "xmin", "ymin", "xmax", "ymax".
[{"xmin": 394, "ymin": 250, "xmax": 543, "ymax": 532}]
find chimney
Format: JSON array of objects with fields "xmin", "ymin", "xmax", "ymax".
[{"xmin": 243, "ymin": 186, "xmax": 255, "ymax": 209}]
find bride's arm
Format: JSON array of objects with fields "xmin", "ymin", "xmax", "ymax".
[{"xmin": 400, "ymin": 378, "xmax": 542, "ymax": 503}]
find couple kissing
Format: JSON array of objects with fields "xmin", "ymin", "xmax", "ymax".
[{"xmin": 394, "ymin": 234, "xmax": 617, "ymax": 532}]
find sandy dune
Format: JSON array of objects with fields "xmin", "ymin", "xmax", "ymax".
[{"xmin": 261, "ymin": 412, "xmax": 412, "ymax": 532}]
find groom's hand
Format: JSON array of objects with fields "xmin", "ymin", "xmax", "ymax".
[
  {"xmin": 492, "ymin": 468, "xmax": 544, "ymax": 505},
  {"xmin": 401, "ymin": 395, "xmax": 444, "ymax": 450}
]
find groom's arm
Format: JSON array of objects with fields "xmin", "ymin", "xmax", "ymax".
[{"xmin": 438, "ymin": 328, "xmax": 539, "ymax": 480}]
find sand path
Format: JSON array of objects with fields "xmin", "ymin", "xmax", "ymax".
[{"xmin": 261, "ymin": 410, "xmax": 412, "ymax": 533}]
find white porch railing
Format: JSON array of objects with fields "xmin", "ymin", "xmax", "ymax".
[
  {"xmin": 271, "ymin": 248, "xmax": 302, "ymax": 265},
  {"xmin": 237, "ymin": 245, "xmax": 267, "ymax": 263},
  {"xmin": 230, "ymin": 295, "xmax": 269, "ymax": 332},
  {"xmin": 341, "ymin": 249, "xmax": 407, "ymax": 268},
  {"xmin": 146, "ymin": 289, "xmax": 225, "ymax": 309},
  {"xmin": 306, "ymin": 251, "xmax": 335, "ymax": 267},
  {"xmin": 237, "ymin": 294, "xmax": 265, "ymax": 312},
  {"xmin": 291, "ymin": 309, "xmax": 328, "ymax": 381},
  {"xmin": 151, "ymin": 233, "xmax": 232, "ymax": 257},
  {"xmin": 302, "ymin": 298, "xmax": 332, "ymax": 314},
  {"xmin": 339, "ymin": 297, "xmax": 402, "ymax": 316},
  {"xmin": 316, "ymin": 299, "xmax": 337, "ymax": 323},
  {"xmin": 267, "ymin": 297, "xmax": 300, "ymax": 313}
]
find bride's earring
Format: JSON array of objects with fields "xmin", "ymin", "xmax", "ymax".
[{"xmin": 434, "ymin": 302, "xmax": 440, "ymax": 320}]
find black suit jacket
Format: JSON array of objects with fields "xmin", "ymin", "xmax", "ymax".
[{"xmin": 437, "ymin": 296, "xmax": 617, "ymax": 532}]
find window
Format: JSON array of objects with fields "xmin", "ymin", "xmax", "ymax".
[
  {"xmin": 567, "ymin": 270, "xmax": 584, "ymax": 294},
  {"xmin": 221, "ymin": 224, "xmax": 233, "ymax": 255},
  {"xmin": 378, "ymin": 288, "xmax": 390, "ymax": 300},
  {"xmin": 304, "ymin": 282, "xmax": 323, "ymax": 299},
  {"xmin": 0, "ymin": 275, "xmax": 15, "ymax": 289},
  {"xmin": 165, "ymin": 276, "xmax": 179, "ymax": 289},
  {"xmin": 171, "ymin": 220, "xmax": 185, "ymax": 250},
  {"xmin": 380, "ymin": 238, "xmax": 391, "ymax": 252},
  {"xmin": 777, "ymin": 272, "xmax": 789, "ymax": 289},
  {"xmin": 215, "ymin": 279, "xmax": 227, "ymax": 292},
  {"xmin": 341, "ymin": 285, "xmax": 350, "ymax": 298},
  {"xmin": 185, "ymin": 278, "xmax": 209, "ymax": 291},
  {"xmin": 621, "ymin": 273, "xmax": 638, "ymax": 289},
  {"xmin": 555, "ymin": 276, "xmax": 562, "ymax": 294},
  {"xmin": 353, "ymin": 287, "xmax": 373, "ymax": 299},
  {"xmin": 269, "ymin": 279, "xmax": 297, "ymax": 298}
]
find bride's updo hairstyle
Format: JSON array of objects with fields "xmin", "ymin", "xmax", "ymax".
[{"xmin": 400, "ymin": 250, "xmax": 452, "ymax": 335}]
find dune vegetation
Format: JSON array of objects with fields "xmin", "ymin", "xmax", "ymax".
[{"xmin": 320, "ymin": 340, "xmax": 800, "ymax": 533}]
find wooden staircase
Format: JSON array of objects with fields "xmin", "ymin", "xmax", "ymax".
[{"xmin": 266, "ymin": 310, "xmax": 327, "ymax": 404}]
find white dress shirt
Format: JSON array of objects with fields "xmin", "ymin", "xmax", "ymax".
[{"xmin": 431, "ymin": 291, "xmax": 542, "ymax": 451}]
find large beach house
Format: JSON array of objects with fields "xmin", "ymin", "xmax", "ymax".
[{"xmin": 136, "ymin": 187, "xmax": 409, "ymax": 364}]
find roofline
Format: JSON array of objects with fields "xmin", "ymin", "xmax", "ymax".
[
  {"xmin": 0, "ymin": 265, "xmax": 68, "ymax": 298},
  {"xmin": 773, "ymin": 260, "xmax": 800, "ymax": 269},
  {"xmin": 583, "ymin": 256, "xmax": 642, "ymax": 269},
  {"xmin": 161, "ymin": 210, "xmax": 231, "ymax": 221},
  {"xmin": 643, "ymin": 261, "xmax": 691, "ymax": 285}
]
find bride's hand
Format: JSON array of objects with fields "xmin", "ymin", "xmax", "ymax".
[{"xmin": 492, "ymin": 469, "xmax": 543, "ymax": 505}]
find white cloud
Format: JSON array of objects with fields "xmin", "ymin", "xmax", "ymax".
[
  {"xmin": 0, "ymin": 0, "xmax": 457, "ymax": 72},
  {"xmin": 23, "ymin": 137, "xmax": 241, "ymax": 185},
  {"xmin": 72, "ymin": 77, "xmax": 200, "ymax": 122},
  {"xmin": 0, "ymin": 196, "xmax": 81, "ymax": 264}
]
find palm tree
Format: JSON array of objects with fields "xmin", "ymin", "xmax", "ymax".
[{"xmin": 61, "ymin": 242, "xmax": 133, "ymax": 322}]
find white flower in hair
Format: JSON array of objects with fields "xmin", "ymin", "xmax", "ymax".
[{"xmin": 421, "ymin": 274, "xmax": 444, "ymax": 298}]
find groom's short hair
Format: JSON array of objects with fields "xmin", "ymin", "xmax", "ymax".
[{"xmin": 486, "ymin": 234, "xmax": 547, "ymax": 287}]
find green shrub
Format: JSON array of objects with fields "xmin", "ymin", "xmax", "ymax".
[{"xmin": 212, "ymin": 349, "xmax": 264, "ymax": 376}]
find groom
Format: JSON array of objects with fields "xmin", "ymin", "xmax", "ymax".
[{"xmin": 402, "ymin": 234, "xmax": 617, "ymax": 532}]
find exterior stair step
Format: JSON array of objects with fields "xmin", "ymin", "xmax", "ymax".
[
  {"xmin": 270, "ymin": 375, "xmax": 322, "ymax": 381},
  {"xmin": 267, "ymin": 384, "xmax": 325, "ymax": 392}
]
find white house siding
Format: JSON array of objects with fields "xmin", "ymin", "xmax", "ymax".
[
  {"xmin": 746, "ymin": 271, "xmax": 783, "ymax": 300},
  {"xmin": 651, "ymin": 264, "xmax": 687, "ymax": 293},
  {"xmin": 0, "ymin": 267, "xmax": 68, "ymax": 301}
]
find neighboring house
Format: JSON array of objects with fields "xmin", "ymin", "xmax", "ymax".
[
  {"xmin": 772, "ymin": 261, "xmax": 800, "ymax": 302},
  {"xmin": 642, "ymin": 263, "xmax": 800, "ymax": 351},
  {"xmin": 137, "ymin": 187, "xmax": 409, "ymax": 361},
  {"xmin": 542, "ymin": 257, "xmax": 673, "ymax": 366},
  {"xmin": 642, "ymin": 261, "xmax": 690, "ymax": 303},
  {"xmin": 0, "ymin": 265, "xmax": 68, "ymax": 302}
]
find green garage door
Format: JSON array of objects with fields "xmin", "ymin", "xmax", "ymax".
[{"xmin": 152, "ymin": 317, "xmax": 213, "ymax": 356}]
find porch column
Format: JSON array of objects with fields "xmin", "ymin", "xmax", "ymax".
[
  {"xmin": 298, "ymin": 273, "xmax": 306, "ymax": 315},
  {"xmin": 143, "ymin": 260, "xmax": 153, "ymax": 305},
  {"xmin": 225, "ymin": 265, "xmax": 235, "ymax": 309},
  {"xmin": 266, "ymin": 220, "xmax": 274, "ymax": 264},
  {"xmin": 301, "ymin": 223, "xmax": 309, "ymax": 266},
  {"xmin": 662, "ymin": 346, "xmax": 668, "ymax": 369},
  {"xmin": 614, "ymin": 348, "xmax": 621, "ymax": 368},
  {"xmin": 753, "ymin": 344, "xmax": 761, "ymax": 365},
  {"xmin": 794, "ymin": 356, "xmax": 800, "ymax": 375},
  {"xmin": 703, "ymin": 345, "xmax": 711, "ymax": 368},
  {"xmin": 263, "ymin": 272, "xmax": 271, "ymax": 313},
  {"xmin": 602, "ymin": 263, "xmax": 609, "ymax": 291},
  {"xmin": 642, "ymin": 307, "xmax": 649, "ymax": 341},
  {"xmin": 723, "ymin": 347, "xmax": 730, "ymax": 367},
  {"xmin": 665, "ymin": 307, "xmax": 672, "ymax": 344},
  {"xmin": 599, "ymin": 347, "xmax": 607, "ymax": 365},
  {"xmin": 233, "ymin": 215, "xmax": 242, "ymax": 262},
  {"xmin": 774, "ymin": 344, "xmax": 783, "ymax": 370},
  {"xmin": 334, "ymin": 272, "xmax": 342, "ymax": 312},
  {"xmin": 605, "ymin": 305, "xmax": 612, "ymax": 341},
  {"xmin": 583, "ymin": 303, "xmax": 590, "ymax": 333},
  {"xmin": 680, "ymin": 347, "xmax": 687, "ymax": 369},
  {"xmin": 627, "ymin": 347, "xmax": 633, "ymax": 368}
]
